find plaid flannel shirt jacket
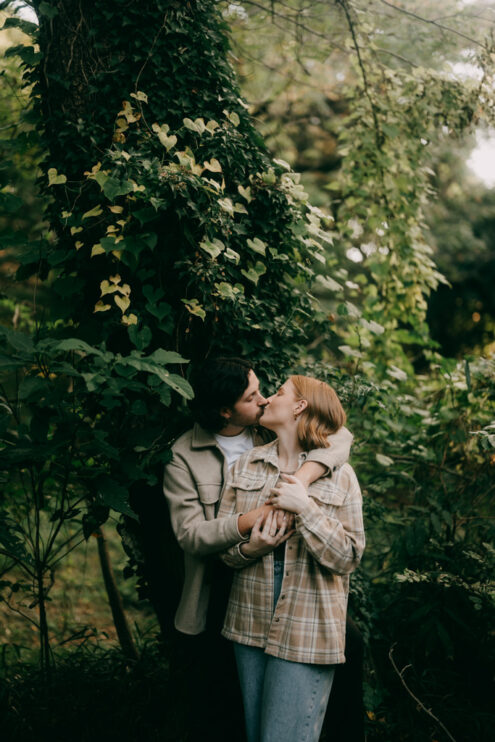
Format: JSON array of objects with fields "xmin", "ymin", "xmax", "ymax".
[{"xmin": 217, "ymin": 439, "xmax": 365, "ymax": 665}]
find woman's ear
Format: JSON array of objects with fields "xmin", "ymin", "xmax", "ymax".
[{"xmin": 295, "ymin": 399, "xmax": 308, "ymax": 414}]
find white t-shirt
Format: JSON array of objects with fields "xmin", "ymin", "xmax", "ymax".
[{"xmin": 214, "ymin": 428, "xmax": 254, "ymax": 469}]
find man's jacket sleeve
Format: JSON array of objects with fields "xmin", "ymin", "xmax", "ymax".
[
  {"xmin": 163, "ymin": 454, "xmax": 244, "ymax": 557},
  {"xmin": 305, "ymin": 426, "xmax": 353, "ymax": 475},
  {"xmin": 217, "ymin": 460, "xmax": 257, "ymax": 569}
]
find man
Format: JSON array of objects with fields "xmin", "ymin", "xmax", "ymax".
[{"xmin": 163, "ymin": 358, "xmax": 361, "ymax": 741}]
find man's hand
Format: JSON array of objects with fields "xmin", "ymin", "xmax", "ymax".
[
  {"xmin": 238, "ymin": 503, "xmax": 294, "ymax": 535},
  {"xmin": 240, "ymin": 510, "xmax": 294, "ymax": 559},
  {"xmin": 273, "ymin": 507, "xmax": 295, "ymax": 531},
  {"xmin": 267, "ymin": 473, "xmax": 311, "ymax": 514}
]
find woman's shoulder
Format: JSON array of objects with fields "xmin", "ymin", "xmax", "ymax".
[
  {"xmin": 309, "ymin": 462, "xmax": 360, "ymax": 498},
  {"xmin": 331, "ymin": 462, "xmax": 360, "ymax": 493}
]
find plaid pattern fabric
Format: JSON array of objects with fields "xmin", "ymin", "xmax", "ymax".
[{"xmin": 218, "ymin": 439, "xmax": 365, "ymax": 665}]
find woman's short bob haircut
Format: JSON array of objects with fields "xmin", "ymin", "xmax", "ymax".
[{"xmin": 290, "ymin": 375, "xmax": 346, "ymax": 451}]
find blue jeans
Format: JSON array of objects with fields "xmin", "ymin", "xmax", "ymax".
[{"xmin": 233, "ymin": 560, "xmax": 335, "ymax": 742}]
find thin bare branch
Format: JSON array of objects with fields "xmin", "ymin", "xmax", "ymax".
[
  {"xmin": 336, "ymin": 0, "xmax": 383, "ymax": 149},
  {"xmin": 378, "ymin": 0, "xmax": 486, "ymax": 49},
  {"xmin": 389, "ymin": 645, "xmax": 458, "ymax": 742}
]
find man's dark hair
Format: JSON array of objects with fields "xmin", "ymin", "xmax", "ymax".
[{"xmin": 189, "ymin": 357, "xmax": 253, "ymax": 433}]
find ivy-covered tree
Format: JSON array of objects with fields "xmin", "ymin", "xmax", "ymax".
[{"xmin": 1, "ymin": 0, "xmax": 332, "ymax": 642}]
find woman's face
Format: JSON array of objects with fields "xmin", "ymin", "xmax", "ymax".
[{"xmin": 260, "ymin": 379, "xmax": 300, "ymax": 430}]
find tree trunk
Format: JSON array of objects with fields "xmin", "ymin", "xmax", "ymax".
[{"xmin": 96, "ymin": 526, "xmax": 139, "ymax": 662}]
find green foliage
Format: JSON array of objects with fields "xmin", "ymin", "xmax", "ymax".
[
  {"xmin": 0, "ymin": 321, "xmax": 194, "ymax": 665},
  {"xmin": 1, "ymin": 2, "xmax": 494, "ymax": 739},
  {"xmin": 32, "ymin": 97, "xmax": 326, "ymax": 373},
  {"xmin": 327, "ymin": 61, "xmax": 487, "ymax": 374},
  {"xmin": 352, "ymin": 357, "xmax": 494, "ymax": 739},
  {"xmin": 229, "ymin": 1, "xmax": 495, "ymax": 374},
  {"xmin": 0, "ymin": 11, "xmax": 46, "ymax": 327}
]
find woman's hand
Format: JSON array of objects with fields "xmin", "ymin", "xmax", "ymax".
[
  {"xmin": 267, "ymin": 473, "xmax": 311, "ymax": 514},
  {"xmin": 240, "ymin": 510, "xmax": 294, "ymax": 559}
]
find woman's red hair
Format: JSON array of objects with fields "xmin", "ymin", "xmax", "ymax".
[{"xmin": 290, "ymin": 375, "xmax": 346, "ymax": 450}]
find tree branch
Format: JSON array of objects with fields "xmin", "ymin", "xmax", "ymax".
[
  {"xmin": 336, "ymin": 0, "xmax": 383, "ymax": 149},
  {"xmin": 378, "ymin": 0, "xmax": 486, "ymax": 49},
  {"xmin": 389, "ymin": 644, "xmax": 458, "ymax": 742}
]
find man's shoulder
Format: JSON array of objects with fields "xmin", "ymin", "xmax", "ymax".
[
  {"xmin": 171, "ymin": 427, "xmax": 195, "ymax": 454},
  {"xmin": 171, "ymin": 423, "xmax": 216, "ymax": 455}
]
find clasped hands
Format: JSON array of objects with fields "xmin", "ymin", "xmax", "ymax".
[{"xmin": 240, "ymin": 475, "xmax": 310, "ymax": 559}]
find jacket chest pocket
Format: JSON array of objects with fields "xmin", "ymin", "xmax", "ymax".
[
  {"xmin": 230, "ymin": 476, "xmax": 266, "ymax": 510},
  {"xmin": 197, "ymin": 483, "xmax": 222, "ymax": 506},
  {"xmin": 308, "ymin": 482, "xmax": 346, "ymax": 512}
]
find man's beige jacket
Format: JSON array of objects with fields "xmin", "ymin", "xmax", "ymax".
[{"xmin": 163, "ymin": 423, "xmax": 353, "ymax": 635}]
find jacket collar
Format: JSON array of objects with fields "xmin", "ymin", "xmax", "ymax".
[
  {"xmin": 191, "ymin": 423, "xmax": 218, "ymax": 449},
  {"xmin": 250, "ymin": 439, "xmax": 279, "ymax": 467},
  {"xmin": 250, "ymin": 438, "xmax": 308, "ymax": 468},
  {"xmin": 191, "ymin": 423, "xmax": 273, "ymax": 449}
]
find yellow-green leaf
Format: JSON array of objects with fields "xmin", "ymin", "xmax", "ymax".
[
  {"xmin": 273, "ymin": 158, "xmax": 291, "ymax": 171},
  {"xmin": 118, "ymin": 283, "xmax": 131, "ymax": 297},
  {"xmin": 234, "ymin": 202, "xmax": 248, "ymax": 215},
  {"xmin": 214, "ymin": 281, "xmax": 243, "ymax": 300},
  {"xmin": 121, "ymin": 313, "xmax": 138, "ymax": 326},
  {"xmin": 218, "ymin": 197, "xmax": 234, "ymax": 215},
  {"xmin": 182, "ymin": 298, "xmax": 206, "ymax": 320},
  {"xmin": 114, "ymin": 294, "xmax": 130, "ymax": 314},
  {"xmin": 183, "ymin": 117, "xmax": 206, "ymax": 135},
  {"xmin": 376, "ymin": 453, "xmax": 394, "ymax": 467},
  {"xmin": 246, "ymin": 237, "xmax": 266, "ymax": 256},
  {"xmin": 241, "ymin": 261, "xmax": 266, "ymax": 285},
  {"xmin": 203, "ymin": 158, "xmax": 222, "ymax": 173},
  {"xmin": 100, "ymin": 280, "xmax": 119, "ymax": 296},
  {"xmin": 82, "ymin": 205, "xmax": 103, "ymax": 220},
  {"xmin": 152, "ymin": 122, "xmax": 177, "ymax": 151},
  {"xmin": 224, "ymin": 248, "xmax": 240, "ymax": 264},
  {"xmin": 223, "ymin": 110, "xmax": 240, "ymax": 127},
  {"xmin": 130, "ymin": 91, "xmax": 148, "ymax": 103},
  {"xmin": 316, "ymin": 274, "xmax": 343, "ymax": 292},
  {"xmin": 205, "ymin": 120, "xmax": 220, "ymax": 134},
  {"xmin": 48, "ymin": 168, "xmax": 67, "ymax": 186},
  {"xmin": 237, "ymin": 185, "xmax": 252, "ymax": 203},
  {"xmin": 94, "ymin": 301, "xmax": 111, "ymax": 313},
  {"xmin": 200, "ymin": 238, "xmax": 224, "ymax": 259}
]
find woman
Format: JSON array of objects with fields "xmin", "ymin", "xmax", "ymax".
[{"xmin": 217, "ymin": 375, "xmax": 365, "ymax": 742}]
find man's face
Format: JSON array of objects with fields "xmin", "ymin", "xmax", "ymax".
[{"xmin": 221, "ymin": 370, "xmax": 268, "ymax": 428}]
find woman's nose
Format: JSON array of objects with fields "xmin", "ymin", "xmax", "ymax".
[{"xmin": 258, "ymin": 393, "xmax": 269, "ymax": 406}]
